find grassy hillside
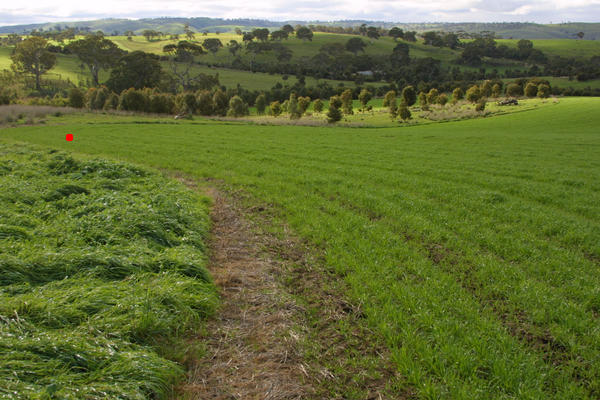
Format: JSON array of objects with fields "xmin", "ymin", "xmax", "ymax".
[
  {"xmin": 495, "ymin": 39, "xmax": 600, "ymax": 58},
  {"xmin": 3, "ymin": 97, "xmax": 599, "ymax": 398},
  {"xmin": 0, "ymin": 144, "xmax": 217, "ymax": 398},
  {"xmin": 1, "ymin": 32, "xmax": 599, "ymax": 94}
]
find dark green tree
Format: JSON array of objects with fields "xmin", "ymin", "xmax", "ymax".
[
  {"xmin": 296, "ymin": 26, "xmax": 313, "ymax": 41},
  {"xmin": 196, "ymin": 90, "xmax": 214, "ymax": 115},
  {"xmin": 401, "ymin": 85, "xmax": 417, "ymax": 107},
  {"xmin": 10, "ymin": 37, "xmax": 56, "ymax": 90},
  {"xmin": 288, "ymin": 93, "xmax": 301, "ymax": 119},
  {"xmin": 252, "ymin": 28, "xmax": 270, "ymax": 42},
  {"xmin": 67, "ymin": 35, "xmax": 124, "ymax": 86},
  {"xmin": 68, "ymin": 87, "xmax": 85, "ymax": 108},
  {"xmin": 399, "ymin": 103, "xmax": 411, "ymax": 121},
  {"xmin": 345, "ymin": 37, "xmax": 367, "ymax": 55},
  {"xmin": 255, "ymin": 93, "xmax": 267, "ymax": 114},
  {"xmin": 327, "ymin": 95, "xmax": 342, "ymax": 123},
  {"xmin": 388, "ymin": 27, "xmax": 404, "ymax": 40},
  {"xmin": 313, "ymin": 98, "xmax": 324, "ymax": 113},
  {"xmin": 366, "ymin": 27, "xmax": 380, "ymax": 40},
  {"xmin": 202, "ymin": 38, "xmax": 223, "ymax": 54},
  {"xmin": 106, "ymin": 51, "xmax": 163, "ymax": 93},
  {"xmin": 227, "ymin": 40, "xmax": 242, "ymax": 59},
  {"xmin": 212, "ymin": 89, "xmax": 229, "ymax": 116},
  {"xmin": 270, "ymin": 30, "xmax": 288, "ymax": 41},
  {"xmin": 390, "ymin": 43, "xmax": 410, "ymax": 67}
]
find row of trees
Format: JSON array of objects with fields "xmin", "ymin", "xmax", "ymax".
[{"xmin": 69, "ymin": 86, "xmax": 250, "ymax": 117}]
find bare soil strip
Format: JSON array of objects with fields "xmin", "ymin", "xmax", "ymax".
[{"xmin": 171, "ymin": 174, "xmax": 409, "ymax": 399}]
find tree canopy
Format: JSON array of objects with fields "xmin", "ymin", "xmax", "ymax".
[
  {"xmin": 296, "ymin": 27, "xmax": 313, "ymax": 41},
  {"xmin": 67, "ymin": 35, "xmax": 124, "ymax": 86},
  {"xmin": 11, "ymin": 37, "xmax": 56, "ymax": 90},
  {"xmin": 345, "ymin": 37, "xmax": 367, "ymax": 55},
  {"xmin": 106, "ymin": 51, "xmax": 163, "ymax": 93}
]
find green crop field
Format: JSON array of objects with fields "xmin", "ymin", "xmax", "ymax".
[
  {"xmin": 2, "ymin": 96, "xmax": 599, "ymax": 398},
  {"xmin": 0, "ymin": 144, "xmax": 217, "ymax": 399},
  {"xmin": 495, "ymin": 39, "xmax": 600, "ymax": 58}
]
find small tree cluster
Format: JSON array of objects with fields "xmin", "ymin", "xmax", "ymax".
[
  {"xmin": 313, "ymin": 98, "xmax": 324, "ymax": 113},
  {"xmin": 340, "ymin": 89, "xmax": 354, "ymax": 115},
  {"xmin": 327, "ymin": 95, "xmax": 343, "ymax": 123}
]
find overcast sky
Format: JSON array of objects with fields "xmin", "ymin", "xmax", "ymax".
[{"xmin": 1, "ymin": 0, "xmax": 599, "ymax": 26}]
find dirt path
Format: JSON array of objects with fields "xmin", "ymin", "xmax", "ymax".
[
  {"xmin": 178, "ymin": 186, "xmax": 311, "ymax": 399},
  {"xmin": 171, "ymin": 175, "xmax": 409, "ymax": 400}
]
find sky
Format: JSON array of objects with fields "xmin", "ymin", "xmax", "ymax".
[{"xmin": 1, "ymin": 0, "xmax": 599, "ymax": 26}]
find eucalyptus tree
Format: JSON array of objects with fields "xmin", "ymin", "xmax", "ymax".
[{"xmin": 163, "ymin": 41, "xmax": 206, "ymax": 91}]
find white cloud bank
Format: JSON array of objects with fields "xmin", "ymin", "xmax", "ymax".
[{"xmin": 1, "ymin": 0, "xmax": 599, "ymax": 26}]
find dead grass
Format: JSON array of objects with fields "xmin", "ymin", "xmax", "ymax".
[{"xmin": 0, "ymin": 104, "xmax": 78, "ymax": 126}]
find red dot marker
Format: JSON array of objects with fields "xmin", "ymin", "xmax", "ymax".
[{"xmin": 66, "ymin": 134, "xmax": 73, "ymax": 141}]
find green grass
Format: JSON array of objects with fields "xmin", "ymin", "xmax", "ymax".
[
  {"xmin": 2, "ymin": 97, "xmax": 600, "ymax": 399},
  {"xmin": 0, "ymin": 144, "xmax": 217, "ymax": 399},
  {"xmin": 494, "ymin": 39, "xmax": 600, "ymax": 58}
]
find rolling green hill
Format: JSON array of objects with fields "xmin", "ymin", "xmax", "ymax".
[
  {"xmin": 1, "ymin": 32, "xmax": 599, "ymax": 93},
  {"xmin": 1, "ymin": 18, "xmax": 600, "ymax": 39}
]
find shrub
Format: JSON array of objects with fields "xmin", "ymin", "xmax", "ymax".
[
  {"xmin": 437, "ymin": 93, "xmax": 448, "ymax": 106},
  {"xmin": 269, "ymin": 101, "xmax": 282, "ymax": 117},
  {"xmin": 103, "ymin": 93, "xmax": 119, "ymax": 110},
  {"xmin": 177, "ymin": 93, "xmax": 196, "ymax": 115},
  {"xmin": 465, "ymin": 85, "xmax": 481, "ymax": 103},
  {"xmin": 383, "ymin": 90, "xmax": 396, "ymax": 107},
  {"xmin": 313, "ymin": 98, "xmax": 324, "ymax": 113},
  {"xmin": 475, "ymin": 98, "xmax": 486, "ymax": 112},
  {"xmin": 298, "ymin": 96, "xmax": 311, "ymax": 115},
  {"xmin": 327, "ymin": 95, "xmax": 343, "ymax": 123},
  {"xmin": 255, "ymin": 93, "xmax": 267, "ymax": 115},
  {"xmin": 537, "ymin": 84, "xmax": 551, "ymax": 99},
  {"xmin": 0, "ymin": 87, "xmax": 15, "ymax": 105},
  {"xmin": 480, "ymin": 80, "xmax": 493, "ymax": 97},
  {"xmin": 340, "ymin": 89, "xmax": 353, "ymax": 115},
  {"xmin": 524, "ymin": 83, "xmax": 538, "ymax": 98},
  {"xmin": 418, "ymin": 92, "xmax": 429, "ymax": 110},
  {"xmin": 118, "ymin": 88, "xmax": 149, "ymax": 112},
  {"xmin": 426, "ymin": 88, "xmax": 439, "ymax": 105},
  {"xmin": 401, "ymin": 86, "xmax": 417, "ymax": 107},
  {"xmin": 452, "ymin": 87, "xmax": 464, "ymax": 103},
  {"xmin": 86, "ymin": 87, "xmax": 110, "ymax": 110},
  {"xmin": 68, "ymin": 88, "xmax": 85, "ymax": 108},
  {"xmin": 506, "ymin": 83, "xmax": 523, "ymax": 97},
  {"xmin": 388, "ymin": 97, "xmax": 398, "ymax": 119},
  {"xmin": 212, "ymin": 89, "xmax": 228, "ymax": 116},
  {"xmin": 288, "ymin": 93, "xmax": 301, "ymax": 119},
  {"xmin": 196, "ymin": 90, "xmax": 214, "ymax": 116},
  {"xmin": 226, "ymin": 95, "xmax": 248, "ymax": 117},
  {"xmin": 491, "ymin": 83, "xmax": 502, "ymax": 98},
  {"xmin": 149, "ymin": 93, "xmax": 174, "ymax": 114},
  {"xmin": 399, "ymin": 103, "xmax": 411, "ymax": 121},
  {"xmin": 358, "ymin": 89, "xmax": 372, "ymax": 111}
]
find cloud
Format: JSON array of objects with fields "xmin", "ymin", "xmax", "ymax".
[{"xmin": 1, "ymin": 0, "xmax": 599, "ymax": 25}]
